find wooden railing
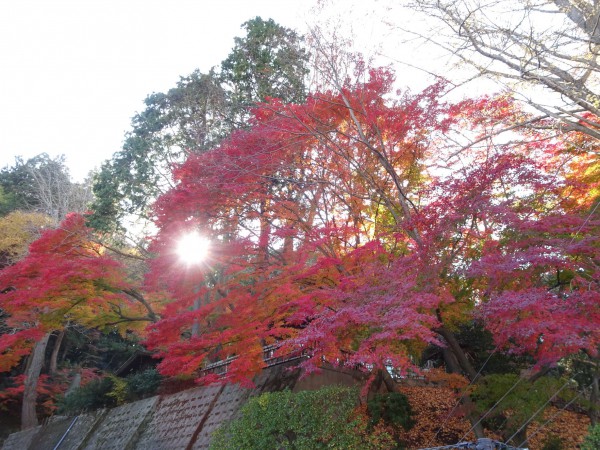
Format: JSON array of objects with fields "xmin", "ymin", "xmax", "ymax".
[
  {"xmin": 199, "ymin": 344, "xmax": 437, "ymax": 380},
  {"xmin": 199, "ymin": 343, "xmax": 309, "ymax": 377}
]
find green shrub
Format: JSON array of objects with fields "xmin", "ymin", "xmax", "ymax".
[
  {"xmin": 541, "ymin": 434, "xmax": 563, "ymax": 450},
  {"xmin": 57, "ymin": 377, "xmax": 117, "ymax": 414},
  {"xmin": 472, "ymin": 374, "xmax": 574, "ymax": 441},
  {"xmin": 209, "ymin": 386, "xmax": 395, "ymax": 449},
  {"xmin": 367, "ymin": 392, "xmax": 414, "ymax": 431},
  {"xmin": 57, "ymin": 369, "xmax": 162, "ymax": 414},
  {"xmin": 106, "ymin": 375, "xmax": 128, "ymax": 405},
  {"xmin": 581, "ymin": 424, "xmax": 600, "ymax": 450},
  {"xmin": 125, "ymin": 368, "xmax": 162, "ymax": 400}
]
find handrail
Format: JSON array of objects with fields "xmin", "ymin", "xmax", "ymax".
[{"xmin": 53, "ymin": 416, "xmax": 78, "ymax": 450}]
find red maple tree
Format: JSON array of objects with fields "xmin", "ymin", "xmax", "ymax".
[
  {"xmin": 143, "ymin": 64, "xmax": 599, "ymax": 393},
  {"xmin": 0, "ymin": 213, "xmax": 155, "ymax": 428}
]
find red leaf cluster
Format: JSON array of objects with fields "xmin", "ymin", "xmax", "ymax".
[
  {"xmin": 0, "ymin": 214, "xmax": 132, "ymax": 372},
  {"xmin": 143, "ymin": 64, "xmax": 600, "ymax": 383}
]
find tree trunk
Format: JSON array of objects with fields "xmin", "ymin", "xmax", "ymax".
[
  {"xmin": 191, "ymin": 296, "xmax": 202, "ymax": 338},
  {"xmin": 49, "ymin": 329, "xmax": 65, "ymax": 375},
  {"xmin": 437, "ymin": 327, "xmax": 478, "ymax": 380},
  {"xmin": 441, "ymin": 337, "xmax": 485, "ymax": 438},
  {"xmin": 258, "ymin": 198, "xmax": 270, "ymax": 269},
  {"xmin": 526, "ymin": 365, "xmax": 551, "ymax": 384},
  {"xmin": 591, "ymin": 369, "xmax": 600, "ymax": 426},
  {"xmin": 191, "ymin": 291, "xmax": 210, "ymax": 337},
  {"xmin": 372, "ymin": 368, "xmax": 397, "ymax": 394},
  {"xmin": 282, "ymin": 223, "xmax": 294, "ymax": 261},
  {"xmin": 21, "ymin": 333, "xmax": 50, "ymax": 429},
  {"xmin": 65, "ymin": 371, "xmax": 81, "ymax": 396},
  {"xmin": 442, "ymin": 347, "xmax": 462, "ymax": 374}
]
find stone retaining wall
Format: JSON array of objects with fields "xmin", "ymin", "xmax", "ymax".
[{"xmin": 2, "ymin": 362, "xmax": 361, "ymax": 449}]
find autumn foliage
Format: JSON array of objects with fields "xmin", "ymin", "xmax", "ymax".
[
  {"xmin": 143, "ymin": 65, "xmax": 600, "ymax": 384},
  {"xmin": 1, "ymin": 59, "xmax": 598, "ymax": 441},
  {"xmin": 0, "ymin": 213, "xmax": 133, "ymax": 373}
]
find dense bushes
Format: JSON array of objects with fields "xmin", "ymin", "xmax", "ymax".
[
  {"xmin": 367, "ymin": 392, "xmax": 414, "ymax": 431},
  {"xmin": 581, "ymin": 424, "xmax": 600, "ymax": 450},
  {"xmin": 58, "ymin": 377, "xmax": 116, "ymax": 413},
  {"xmin": 209, "ymin": 386, "xmax": 415, "ymax": 449},
  {"xmin": 58, "ymin": 368, "xmax": 162, "ymax": 414}
]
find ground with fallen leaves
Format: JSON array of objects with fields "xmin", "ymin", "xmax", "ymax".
[{"xmin": 397, "ymin": 385, "xmax": 590, "ymax": 449}]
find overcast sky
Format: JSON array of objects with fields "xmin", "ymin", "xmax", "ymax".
[
  {"xmin": 0, "ymin": 0, "xmax": 315, "ymax": 180},
  {"xmin": 0, "ymin": 0, "xmax": 472, "ymax": 183}
]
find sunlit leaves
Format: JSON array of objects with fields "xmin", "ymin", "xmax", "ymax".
[
  {"xmin": 144, "ymin": 61, "xmax": 600, "ymax": 384},
  {"xmin": 0, "ymin": 214, "xmax": 135, "ymax": 372},
  {"xmin": 0, "ymin": 211, "xmax": 52, "ymax": 268}
]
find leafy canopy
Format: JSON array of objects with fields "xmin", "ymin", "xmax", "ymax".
[
  {"xmin": 0, "ymin": 213, "xmax": 143, "ymax": 372},
  {"xmin": 144, "ymin": 61, "xmax": 599, "ymax": 384},
  {"xmin": 89, "ymin": 17, "xmax": 308, "ymax": 232}
]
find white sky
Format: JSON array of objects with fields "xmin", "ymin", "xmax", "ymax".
[
  {"xmin": 0, "ymin": 0, "xmax": 315, "ymax": 181},
  {"xmin": 0, "ymin": 0, "xmax": 506, "ymax": 183}
]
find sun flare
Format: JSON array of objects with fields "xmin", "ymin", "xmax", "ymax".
[{"xmin": 176, "ymin": 232, "xmax": 210, "ymax": 265}]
